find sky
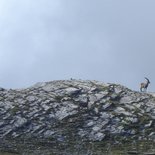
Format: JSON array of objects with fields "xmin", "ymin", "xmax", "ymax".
[{"xmin": 0, "ymin": 0, "xmax": 155, "ymax": 92}]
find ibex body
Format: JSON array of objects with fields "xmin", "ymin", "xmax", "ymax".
[{"xmin": 140, "ymin": 77, "xmax": 150, "ymax": 92}]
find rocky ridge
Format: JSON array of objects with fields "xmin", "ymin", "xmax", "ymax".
[{"xmin": 0, "ymin": 79, "xmax": 155, "ymax": 143}]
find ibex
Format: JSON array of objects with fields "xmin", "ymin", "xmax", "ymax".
[{"xmin": 140, "ymin": 77, "xmax": 150, "ymax": 92}]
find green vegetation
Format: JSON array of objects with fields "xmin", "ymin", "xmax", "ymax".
[
  {"xmin": 10, "ymin": 105, "xmax": 20, "ymax": 115},
  {"xmin": 1, "ymin": 139, "xmax": 155, "ymax": 155},
  {"xmin": 54, "ymin": 95, "xmax": 63, "ymax": 101}
]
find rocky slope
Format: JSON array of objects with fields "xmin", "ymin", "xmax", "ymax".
[{"xmin": 0, "ymin": 79, "xmax": 155, "ymax": 144}]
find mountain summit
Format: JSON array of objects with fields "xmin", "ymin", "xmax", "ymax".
[{"xmin": 0, "ymin": 79, "xmax": 155, "ymax": 143}]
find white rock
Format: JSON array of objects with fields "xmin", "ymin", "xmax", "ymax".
[
  {"xmin": 14, "ymin": 116, "xmax": 27, "ymax": 128},
  {"xmin": 94, "ymin": 132, "xmax": 105, "ymax": 141},
  {"xmin": 92, "ymin": 126, "xmax": 101, "ymax": 132}
]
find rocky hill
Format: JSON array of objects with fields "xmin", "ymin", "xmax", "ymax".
[{"xmin": 0, "ymin": 79, "xmax": 155, "ymax": 145}]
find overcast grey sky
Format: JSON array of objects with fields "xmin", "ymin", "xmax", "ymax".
[{"xmin": 0, "ymin": 0, "xmax": 155, "ymax": 91}]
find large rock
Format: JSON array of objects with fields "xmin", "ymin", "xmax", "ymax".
[{"xmin": 0, "ymin": 79, "xmax": 155, "ymax": 144}]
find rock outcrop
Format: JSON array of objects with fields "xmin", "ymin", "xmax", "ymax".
[{"xmin": 0, "ymin": 79, "xmax": 155, "ymax": 143}]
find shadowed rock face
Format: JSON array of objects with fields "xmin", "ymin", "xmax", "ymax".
[{"xmin": 0, "ymin": 79, "xmax": 155, "ymax": 143}]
